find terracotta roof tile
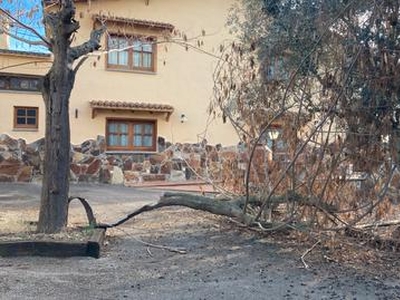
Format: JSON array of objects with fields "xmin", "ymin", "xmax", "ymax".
[
  {"xmin": 90, "ymin": 100, "xmax": 174, "ymax": 112},
  {"xmin": 93, "ymin": 14, "xmax": 174, "ymax": 31}
]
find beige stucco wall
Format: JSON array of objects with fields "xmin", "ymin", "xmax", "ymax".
[
  {"xmin": 0, "ymin": 53, "xmax": 51, "ymax": 140},
  {"xmin": 0, "ymin": 0, "xmax": 238, "ymax": 147}
]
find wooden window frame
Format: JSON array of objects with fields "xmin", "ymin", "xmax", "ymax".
[
  {"xmin": 106, "ymin": 118, "xmax": 157, "ymax": 152},
  {"xmin": 13, "ymin": 106, "xmax": 39, "ymax": 129},
  {"xmin": 0, "ymin": 73, "xmax": 42, "ymax": 92},
  {"xmin": 106, "ymin": 34, "xmax": 157, "ymax": 73}
]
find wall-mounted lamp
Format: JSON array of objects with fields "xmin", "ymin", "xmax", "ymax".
[
  {"xmin": 180, "ymin": 114, "xmax": 188, "ymax": 123},
  {"xmin": 267, "ymin": 129, "xmax": 280, "ymax": 140}
]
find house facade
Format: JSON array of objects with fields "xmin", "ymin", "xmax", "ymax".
[{"xmin": 0, "ymin": 0, "xmax": 238, "ymax": 152}]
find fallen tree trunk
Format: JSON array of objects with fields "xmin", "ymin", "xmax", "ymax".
[
  {"xmin": 94, "ymin": 191, "xmax": 345, "ymax": 231},
  {"xmin": 76, "ymin": 192, "xmax": 400, "ymax": 253},
  {"xmin": 96, "ymin": 192, "xmax": 295, "ymax": 230},
  {"xmin": 97, "ymin": 192, "xmax": 252, "ymax": 228}
]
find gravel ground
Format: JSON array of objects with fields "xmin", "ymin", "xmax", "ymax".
[{"xmin": 0, "ymin": 183, "xmax": 399, "ymax": 300}]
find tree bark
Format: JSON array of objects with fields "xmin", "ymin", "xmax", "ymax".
[
  {"xmin": 37, "ymin": 0, "xmax": 104, "ymax": 233},
  {"xmin": 97, "ymin": 193, "xmax": 277, "ymax": 229},
  {"xmin": 37, "ymin": 58, "xmax": 74, "ymax": 233}
]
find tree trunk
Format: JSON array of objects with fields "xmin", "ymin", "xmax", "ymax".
[
  {"xmin": 37, "ymin": 34, "xmax": 75, "ymax": 234},
  {"xmin": 37, "ymin": 0, "xmax": 105, "ymax": 233}
]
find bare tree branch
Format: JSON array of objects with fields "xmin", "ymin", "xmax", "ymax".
[
  {"xmin": 0, "ymin": 7, "xmax": 51, "ymax": 48},
  {"xmin": 0, "ymin": 26, "xmax": 48, "ymax": 47},
  {"xmin": 69, "ymin": 25, "xmax": 106, "ymax": 61},
  {"xmin": 73, "ymin": 56, "xmax": 88, "ymax": 73}
]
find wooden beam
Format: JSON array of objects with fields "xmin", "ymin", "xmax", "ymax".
[
  {"xmin": 91, "ymin": 107, "xmax": 97, "ymax": 119},
  {"xmin": 0, "ymin": 229, "xmax": 106, "ymax": 258},
  {"xmin": 0, "ymin": 241, "xmax": 88, "ymax": 257},
  {"xmin": 86, "ymin": 228, "xmax": 106, "ymax": 258}
]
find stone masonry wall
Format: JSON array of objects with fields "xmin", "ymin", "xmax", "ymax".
[{"xmin": 0, "ymin": 134, "xmax": 271, "ymax": 191}]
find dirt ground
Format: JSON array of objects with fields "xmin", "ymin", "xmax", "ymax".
[{"xmin": 0, "ymin": 183, "xmax": 399, "ymax": 300}]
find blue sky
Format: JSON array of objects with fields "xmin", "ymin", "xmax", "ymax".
[{"xmin": 1, "ymin": 0, "xmax": 47, "ymax": 52}]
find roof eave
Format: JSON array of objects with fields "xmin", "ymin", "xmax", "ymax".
[
  {"xmin": 93, "ymin": 14, "xmax": 175, "ymax": 32},
  {"xmin": 0, "ymin": 49, "xmax": 52, "ymax": 59},
  {"xmin": 90, "ymin": 100, "xmax": 174, "ymax": 121}
]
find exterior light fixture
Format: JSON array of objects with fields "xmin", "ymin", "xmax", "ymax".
[
  {"xmin": 180, "ymin": 114, "xmax": 188, "ymax": 123},
  {"xmin": 267, "ymin": 129, "xmax": 280, "ymax": 140}
]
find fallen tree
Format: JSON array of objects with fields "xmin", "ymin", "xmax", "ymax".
[
  {"xmin": 95, "ymin": 191, "xmax": 341, "ymax": 228},
  {"xmin": 69, "ymin": 191, "xmax": 309, "ymax": 231},
  {"xmin": 97, "ymin": 192, "xmax": 271, "ymax": 229},
  {"xmin": 63, "ymin": 189, "xmax": 400, "ymax": 260}
]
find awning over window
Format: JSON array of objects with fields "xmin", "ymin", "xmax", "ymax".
[
  {"xmin": 93, "ymin": 14, "xmax": 175, "ymax": 32},
  {"xmin": 89, "ymin": 100, "xmax": 174, "ymax": 121}
]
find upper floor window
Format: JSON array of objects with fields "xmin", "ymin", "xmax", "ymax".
[
  {"xmin": 0, "ymin": 74, "xmax": 42, "ymax": 92},
  {"xmin": 107, "ymin": 35, "xmax": 156, "ymax": 72}
]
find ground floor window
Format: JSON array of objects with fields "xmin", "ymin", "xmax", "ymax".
[
  {"xmin": 14, "ymin": 106, "xmax": 38, "ymax": 129},
  {"xmin": 106, "ymin": 119, "xmax": 157, "ymax": 151}
]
